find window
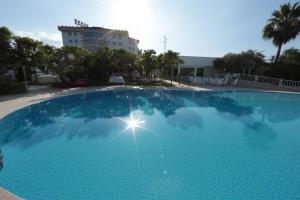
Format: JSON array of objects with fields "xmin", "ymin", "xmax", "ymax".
[
  {"xmin": 118, "ymin": 42, "xmax": 122, "ymax": 46},
  {"xmin": 180, "ymin": 68, "xmax": 194, "ymax": 76},
  {"xmin": 69, "ymin": 39, "xmax": 73, "ymax": 43},
  {"xmin": 196, "ymin": 68, "xmax": 204, "ymax": 77},
  {"xmin": 68, "ymin": 32, "xmax": 72, "ymax": 36},
  {"xmin": 113, "ymin": 41, "xmax": 116, "ymax": 45},
  {"xmin": 75, "ymin": 39, "xmax": 78, "ymax": 43},
  {"xmin": 74, "ymin": 32, "xmax": 77, "ymax": 36},
  {"xmin": 118, "ymin": 35, "xmax": 122, "ymax": 39},
  {"xmin": 113, "ymin": 35, "xmax": 116, "ymax": 38}
]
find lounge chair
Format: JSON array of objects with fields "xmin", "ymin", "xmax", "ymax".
[{"xmin": 108, "ymin": 75, "xmax": 125, "ymax": 84}]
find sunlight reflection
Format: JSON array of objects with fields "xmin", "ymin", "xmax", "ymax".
[{"xmin": 123, "ymin": 113, "xmax": 145, "ymax": 135}]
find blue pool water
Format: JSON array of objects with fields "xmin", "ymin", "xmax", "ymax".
[{"xmin": 0, "ymin": 89, "xmax": 300, "ymax": 199}]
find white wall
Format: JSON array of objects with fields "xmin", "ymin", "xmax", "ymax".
[
  {"xmin": 179, "ymin": 56, "xmax": 217, "ymax": 68},
  {"xmin": 178, "ymin": 56, "xmax": 218, "ymax": 77},
  {"xmin": 60, "ymin": 28, "xmax": 139, "ymax": 53}
]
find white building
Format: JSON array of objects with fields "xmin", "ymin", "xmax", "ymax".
[
  {"xmin": 178, "ymin": 56, "xmax": 217, "ymax": 77},
  {"xmin": 58, "ymin": 26, "xmax": 139, "ymax": 53}
]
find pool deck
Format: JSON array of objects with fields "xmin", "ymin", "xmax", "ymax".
[{"xmin": 0, "ymin": 188, "xmax": 23, "ymax": 200}]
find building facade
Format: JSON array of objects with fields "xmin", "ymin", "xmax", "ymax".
[
  {"xmin": 58, "ymin": 26, "xmax": 139, "ymax": 53},
  {"xmin": 178, "ymin": 56, "xmax": 217, "ymax": 77}
]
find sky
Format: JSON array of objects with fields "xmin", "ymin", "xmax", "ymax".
[{"xmin": 0, "ymin": 0, "xmax": 299, "ymax": 58}]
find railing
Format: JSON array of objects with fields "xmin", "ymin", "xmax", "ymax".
[{"xmin": 238, "ymin": 74, "xmax": 300, "ymax": 90}]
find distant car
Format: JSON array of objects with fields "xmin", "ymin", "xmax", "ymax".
[{"xmin": 73, "ymin": 79, "xmax": 88, "ymax": 87}]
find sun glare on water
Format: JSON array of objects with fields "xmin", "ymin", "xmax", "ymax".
[{"xmin": 123, "ymin": 113, "xmax": 145, "ymax": 135}]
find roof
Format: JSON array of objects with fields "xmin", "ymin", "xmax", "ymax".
[
  {"xmin": 57, "ymin": 26, "xmax": 129, "ymax": 34},
  {"xmin": 57, "ymin": 26, "xmax": 139, "ymax": 42},
  {"xmin": 179, "ymin": 56, "xmax": 217, "ymax": 67}
]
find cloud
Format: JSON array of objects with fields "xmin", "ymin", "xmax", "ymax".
[{"xmin": 15, "ymin": 31, "xmax": 62, "ymax": 47}]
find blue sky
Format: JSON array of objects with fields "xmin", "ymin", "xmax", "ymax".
[{"xmin": 1, "ymin": 0, "xmax": 299, "ymax": 58}]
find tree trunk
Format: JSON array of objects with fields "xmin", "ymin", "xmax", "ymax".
[
  {"xmin": 274, "ymin": 43, "xmax": 283, "ymax": 63},
  {"xmin": 171, "ymin": 65, "xmax": 174, "ymax": 85},
  {"xmin": 34, "ymin": 66, "xmax": 38, "ymax": 82}
]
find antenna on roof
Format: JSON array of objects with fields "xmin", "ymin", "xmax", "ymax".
[
  {"xmin": 74, "ymin": 18, "xmax": 89, "ymax": 27},
  {"xmin": 163, "ymin": 34, "xmax": 168, "ymax": 53}
]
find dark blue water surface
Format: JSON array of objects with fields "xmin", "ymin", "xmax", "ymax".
[{"xmin": 0, "ymin": 89, "xmax": 300, "ymax": 199}]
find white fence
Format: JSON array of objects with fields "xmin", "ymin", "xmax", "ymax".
[{"xmin": 238, "ymin": 74, "xmax": 300, "ymax": 91}]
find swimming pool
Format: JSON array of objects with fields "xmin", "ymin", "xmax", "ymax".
[{"xmin": 0, "ymin": 89, "xmax": 300, "ymax": 199}]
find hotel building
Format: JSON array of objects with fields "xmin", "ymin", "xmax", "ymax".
[{"xmin": 58, "ymin": 26, "xmax": 139, "ymax": 53}]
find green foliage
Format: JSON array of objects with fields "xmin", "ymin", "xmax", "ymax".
[
  {"xmin": 214, "ymin": 50, "xmax": 266, "ymax": 73},
  {"xmin": 88, "ymin": 47, "xmax": 113, "ymax": 81},
  {"xmin": 157, "ymin": 50, "xmax": 183, "ymax": 84},
  {"xmin": 139, "ymin": 49, "xmax": 157, "ymax": 78},
  {"xmin": 0, "ymin": 76, "xmax": 27, "ymax": 95},
  {"xmin": 0, "ymin": 27, "xmax": 14, "ymax": 74},
  {"xmin": 161, "ymin": 50, "xmax": 183, "ymax": 71},
  {"xmin": 265, "ymin": 47, "xmax": 300, "ymax": 80},
  {"xmin": 53, "ymin": 46, "xmax": 91, "ymax": 81},
  {"xmin": 1, "ymin": 26, "xmax": 185, "ymax": 90},
  {"xmin": 263, "ymin": 2, "xmax": 300, "ymax": 62}
]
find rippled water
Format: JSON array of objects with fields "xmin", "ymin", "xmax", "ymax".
[{"xmin": 0, "ymin": 89, "xmax": 300, "ymax": 199}]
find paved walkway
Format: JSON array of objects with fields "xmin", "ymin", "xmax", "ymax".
[{"xmin": 0, "ymin": 188, "xmax": 23, "ymax": 200}]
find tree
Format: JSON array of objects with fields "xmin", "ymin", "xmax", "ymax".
[
  {"xmin": 280, "ymin": 47, "xmax": 300, "ymax": 63},
  {"xmin": 37, "ymin": 44, "xmax": 56, "ymax": 73},
  {"xmin": 239, "ymin": 50, "xmax": 265, "ymax": 74},
  {"xmin": 0, "ymin": 27, "xmax": 14, "ymax": 74},
  {"xmin": 263, "ymin": 2, "xmax": 300, "ymax": 63},
  {"xmin": 214, "ymin": 50, "xmax": 266, "ymax": 74},
  {"xmin": 111, "ymin": 49, "xmax": 136, "ymax": 80},
  {"xmin": 275, "ymin": 48, "xmax": 300, "ymax": 80},
  {"xmin": 161, "ymin": 50, "xmax": 183, "ymax": 85},
  {"xmin": 88, "ymin": 47, "xmax": 113, "ymax": 81},
  {"xmin": 139, "ymin": 49, "xmax": 157, "ymax": 80},
  {"xmin": 14, "ymin": 37, "xmax": 42, "ymax": 81},
  {"xmin": 157, "ymin": 53, "xmax": 166, "ymax": 79},
  {"xmin": 53, "ymin": 46, "xmax": 91, "ymax": 81}
]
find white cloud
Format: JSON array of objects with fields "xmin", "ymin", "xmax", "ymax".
[{"xmin": 15, "ymin": 31, "xmax": 62, "ymax": 47}]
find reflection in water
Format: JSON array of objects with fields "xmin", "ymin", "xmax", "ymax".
[
  {"xmin": 122, "ymin": 113, "xmax": 146, "ymax": 135},
  {"xmin": 0, "ymin": 149, "xmax": 3, "ymax": 173},
  {"xmin": 0, "ymin": 89, "xmax": 300, "ymax": 150},
  {"xmin": 166, "ymin": 108, "xmax": 203, "ymax": 130},
  {"xmin": 243, "ymin": 123, "xmax": 277, "ymax": 151},
  {"xmin": 220, "ymin": 91, "xmax": 300, "ymax": 123}
]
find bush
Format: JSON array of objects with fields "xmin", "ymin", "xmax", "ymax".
[
  {"xmin": 0, "ymin": 76, "xmax": 27, "ymax": 95},
  {"xmin": 51, "ymin": 82, "xmax": 74, "ymax": 88}
]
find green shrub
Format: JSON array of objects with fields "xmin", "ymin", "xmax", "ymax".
[{"xmin": 0, "ymin": 76, "xmax": 27, "ymax": 95}]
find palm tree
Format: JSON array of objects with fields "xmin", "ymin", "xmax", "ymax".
[
  {"xmin": 162, "ymin": 50, "xmax": 183, "ymax": 85},
  {"xmin": 263, "ymin": 2, "xmax": 300, "ymax": 63},
  {"xmin": 139, "ymin": 49, "xmax": 157, "ymax": 80}
]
